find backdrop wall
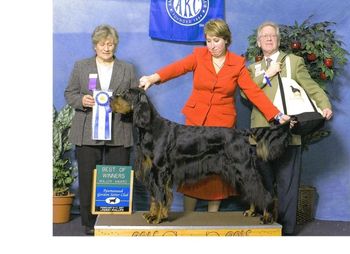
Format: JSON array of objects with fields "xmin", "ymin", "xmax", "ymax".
[{"xmin": 53, "ymin": 0, "xmax": 350, "ymax": 221}]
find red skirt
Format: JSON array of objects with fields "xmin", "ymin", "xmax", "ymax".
[{"xmin": 177, "ymin": 174, "xmax": 238, "ymax": 200}]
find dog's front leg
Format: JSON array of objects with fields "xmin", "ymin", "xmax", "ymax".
[
  {"xmin": 143, "ymin": 177, "xmax": 173, "ymax": 224},
  {"xmin": 151, "ymin": 203, "xmax": 167, "ymax": 224},
  {"xmin": 143, "ymin": 199, "xmax": 167, "ymax": 224},
  {"xmin": 157, "ymin": 177, "xmax": 174, "ymax": 223},
  {"xmin": 143, "ymin": 197, "xmax": 160, "ymax": 223}
]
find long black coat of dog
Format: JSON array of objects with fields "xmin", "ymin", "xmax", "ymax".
[{"xmin": 110, "ymin": 88, "xmax": 290, "ymax": 224}]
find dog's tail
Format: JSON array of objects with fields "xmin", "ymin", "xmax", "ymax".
[{"xmin": 252, "ymin": 123, "xmax": 291, "ymax": 161}]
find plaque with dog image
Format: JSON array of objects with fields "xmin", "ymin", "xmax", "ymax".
[{"xmin": 91, "ymin": 165, "xmax": 134, "ymax": 214}]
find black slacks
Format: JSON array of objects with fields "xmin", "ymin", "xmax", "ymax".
[
  {"xmin": 75, "ymin": 145, "xmax": 131, "ymax": 227},
  {"xmin": 256, "ymin": 145, "xmax": 302, "ymax": 234}
]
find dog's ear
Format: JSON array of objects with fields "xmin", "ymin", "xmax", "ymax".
[
  {"xmin": 133, "ymin": 93, "xmax": 152, "ymax": 129},
  {"xmin": 109, "ymin": 94, "xmax": 121, "ymax": 113}
]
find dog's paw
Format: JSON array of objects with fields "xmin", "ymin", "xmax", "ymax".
[
  {"xmin": 259, "ymin": 213, "xmax": 274, "ymax": 224},
  {"xmin": 243, "ymin": 209, "xmax": 257, "ymax": 217},
  {"xmin": 142, "ymin": 212, "xmax": 155, "ymax": 223},
  {"xmin": 142, "ymin": 212, "xmax": 167, "ymax": 224}
]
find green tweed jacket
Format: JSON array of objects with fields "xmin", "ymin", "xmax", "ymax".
[{"xmin": 244, "ymin": 51, "xmax": 332, "ymax": 145}]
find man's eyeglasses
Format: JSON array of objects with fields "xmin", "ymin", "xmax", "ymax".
[{"xmin": 259, "ymin": 34, "xmax": 278, "ymax": 40}]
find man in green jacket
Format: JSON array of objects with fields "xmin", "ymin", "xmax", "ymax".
[{"xmin": 244, "ymin": 21, "xmax": 333, "ymax": 235}]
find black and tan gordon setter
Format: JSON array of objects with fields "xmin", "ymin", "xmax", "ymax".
[{"xmin": 110, "ymin": 88, "xmax": 291, "ymax": 224}]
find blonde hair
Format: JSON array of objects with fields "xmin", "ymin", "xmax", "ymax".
[{"xmin": 204, "ymin": 19, "xmax": 232, "ymax": 47}]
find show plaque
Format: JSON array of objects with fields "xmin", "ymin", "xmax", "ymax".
[{"xmin": 92, "ymin": 165, "xmax": 134, "ymax": 214}]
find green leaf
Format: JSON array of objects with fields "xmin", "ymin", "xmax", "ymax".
[{"xmin": 52, "ymin": 104, "xmax": 76, "ymax": 195}]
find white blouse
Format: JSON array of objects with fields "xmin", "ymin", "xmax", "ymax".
[{"xmin": 96, "ymin": 60, "xmax": 114, "ymax": 91}]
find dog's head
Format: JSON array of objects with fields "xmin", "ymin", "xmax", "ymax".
[
  {"xmin": 251, "ymin": 123, "xmax": 291, "ymax": 161},
  {"xmin": 110, "ymin": 87, "xmax": 152, "ymax": 129}
]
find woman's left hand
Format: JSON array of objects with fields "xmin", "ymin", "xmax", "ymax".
[
  {"xmin": 279, "ymin": 114, "xmax": 291, "ymax": 125},
  {"xmin": 139, "ymin": 73, "xmax": 160, "ymax": 90}
]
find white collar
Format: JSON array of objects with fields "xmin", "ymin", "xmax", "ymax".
[{"xmin": 265, "ymin": 51, "xmax": 280, "ymax": 63}]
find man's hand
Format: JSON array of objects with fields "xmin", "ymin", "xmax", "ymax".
[
  {"xmin": 266, "ymin": 62, "xmax": 281, "ymax": 78},
  {"xmin": 322, "ymin": 108, "xmax": 333, "ymax": 120}
]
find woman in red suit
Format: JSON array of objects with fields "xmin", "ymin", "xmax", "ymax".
[{"xmin": 139, "ymin": 19, "xmax": 289, "ymax": 212}]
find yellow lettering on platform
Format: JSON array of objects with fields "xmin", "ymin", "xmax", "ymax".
[
  {"xmin": 131, "ymin": 231, "xmax": 178, "ymax": 236},
  {"xmin": 94, "ymin": 228, "xmax": 281, "ymax": 236}
]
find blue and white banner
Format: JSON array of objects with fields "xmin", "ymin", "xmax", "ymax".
[{"xmin": 149, "ymin": 0, "xmax": 224, "ymax": 42}]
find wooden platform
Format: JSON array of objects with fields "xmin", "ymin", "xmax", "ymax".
[{"xmin": 94, "ymin": 211, "xmax": 281, "ymax": 236}]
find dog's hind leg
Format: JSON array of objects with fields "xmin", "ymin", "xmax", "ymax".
[
  {"xmin": 243, "ymin": 203, "xmax": 258, "ymax": 217},
  {"xmin": 260, "ymin": 197, "xmax": 278, "ymax": 224},
  {"xmin": 235, "ymin": 161, "xmax": 274, "ymax": 224},
  {"xmin": 253, "ymin": 154, "xmax": 278, "ymax": 224},
  {"xmin": 260, "ymin": 209, "xmax": 274, "ymax": 224}
]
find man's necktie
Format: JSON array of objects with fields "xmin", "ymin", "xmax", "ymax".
[{"xmin": 266, "ymin": 58, "xmax": 272, "ymax": 69}]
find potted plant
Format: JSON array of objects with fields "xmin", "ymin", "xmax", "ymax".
[
  {"xmin": 53, "ymin": 104, "xmax": 77, "ymax": 223},
  {"xmin": 245, "ymin": 16, "xmax": 349, "ymax": 144}
]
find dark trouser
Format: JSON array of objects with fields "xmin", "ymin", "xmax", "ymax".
[
  {"xmin": 256, "ymin": 145, "xmax": 302, "ymax": 234},
  {"xmin": 75, "ymin": 145, "xmax": 131, "ymax": 227}
]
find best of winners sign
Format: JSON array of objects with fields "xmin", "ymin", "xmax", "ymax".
[{"xmin": 92, "ymin": 165, "xmax": 134, "ymax": 214}]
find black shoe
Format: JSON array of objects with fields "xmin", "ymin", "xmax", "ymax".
[
  {"xmin": 85, "ymin": 226, "xmax": 94, "ymax": 236},
  {"xmin": 282, "ymin": 231, "xmax": 295, "ymax": 236}
]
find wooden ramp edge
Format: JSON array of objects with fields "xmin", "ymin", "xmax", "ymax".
[{"xmin": 94, "ymin": 211, "xmax": 281, "ymax": 236}]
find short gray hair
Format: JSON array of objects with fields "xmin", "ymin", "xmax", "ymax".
[
  {"xmin": 91, "ymin": 24, "xmax": 119, "ymax": 48},
  {"xmin": 256, "ymin": 21, "xmax": 281, "ymax": 46}
]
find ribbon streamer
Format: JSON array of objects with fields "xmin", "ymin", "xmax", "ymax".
[
  {"xmin": 88, "ymin": 74, "xmax": 98, "ymax": 91},
  {"xmin": 93, "ymin": 91, "xmax": 112, "ymax": 140}
]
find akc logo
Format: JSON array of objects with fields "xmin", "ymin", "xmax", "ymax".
[{"xmin": 166, "ymin": 0, "xmax": 209, "ymax": 26}]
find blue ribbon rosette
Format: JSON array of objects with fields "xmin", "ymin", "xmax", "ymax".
[{"xmin": 92, "ymin": 91, "xmax": 112, "ymax": 140}]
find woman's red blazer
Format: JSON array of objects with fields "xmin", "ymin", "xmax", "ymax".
[{"xmin": 157, "ymin": 47, "xmax": 279, "ymax": 127}]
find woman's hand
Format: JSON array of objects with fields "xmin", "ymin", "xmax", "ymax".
[
  {"xmin": 139, "ymin": 73, "xmax": 160, "ymax": 90},
  {"xmin": 82, "ymin": 94, "xmax": 95, "ymax": 108},
  {"xmin": 275, "ymin": 113, "xmax": 297, "ymax": 128},
  {"xmin": 279, "ymin": 114, "xmax": 291, "ymax": 124}
]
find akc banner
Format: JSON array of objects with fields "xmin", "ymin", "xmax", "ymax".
[{"xmin": 149, "ymin": 0, "xmax": 224, "ymax": 42}]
